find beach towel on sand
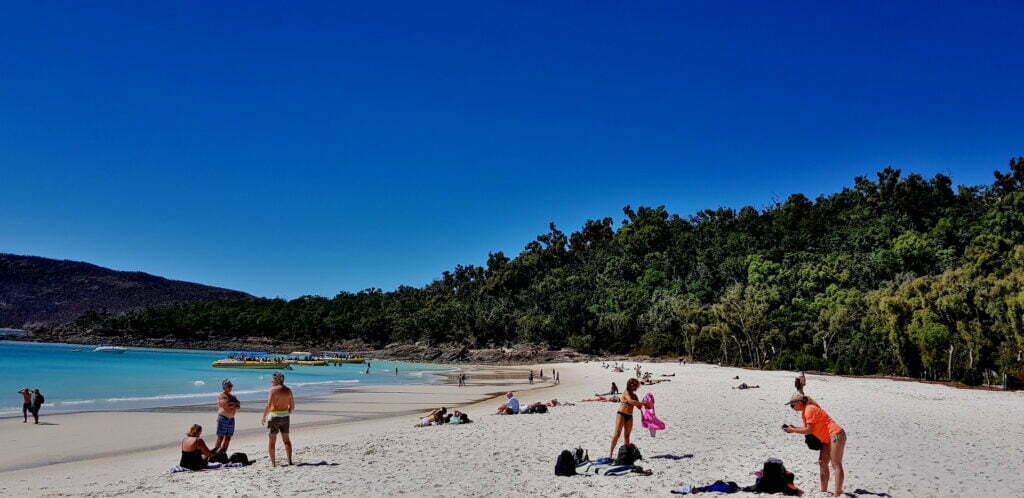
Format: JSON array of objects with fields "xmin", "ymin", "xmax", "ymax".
[
  {"xmin": 575, "ymin": 462, "xmax": 635, "ymax": 476},
  {"xmin": 640, "ymin": 393, "xmax": 665, "ymax": 437},
  {"xmin": 169, "ymin": 463, "xmax": 243, "ymax": 473}
]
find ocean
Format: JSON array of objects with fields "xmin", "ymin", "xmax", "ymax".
[{"xmin": 1, "ymin": 341, "xmax": 447, "ymax": 417}]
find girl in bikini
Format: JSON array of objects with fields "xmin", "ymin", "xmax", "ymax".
[{"xmin": 609, "ymin": 378, "xmax": 647, "ymax": 458}]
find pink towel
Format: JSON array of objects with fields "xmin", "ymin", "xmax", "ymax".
[{"xmin": 640, "ymin": 392, "xmax": 665, "ymax": 437}]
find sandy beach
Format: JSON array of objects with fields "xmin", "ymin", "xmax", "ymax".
[{"xmin": 2, "ymin": 362, "xmax": 1022, "ymax": 497}]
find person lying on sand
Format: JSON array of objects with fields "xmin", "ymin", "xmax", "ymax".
[
  {"xmin": 416, "ymin": 407, "xmax": 447, "ymax": 427},
  {"xmin": 179, "ymin": 424, "xmax": 213, "ymax": 471},
  {"xmin": 660, "ymin": 373, "xmax": 676, "ymax": 377},
  {"xmin": 581, "ymin": 395, "xmax": 620, "ymax": 402},
  {"xmin": 733, "ymin": 383, "xmax": 760, "ymax": 389}
]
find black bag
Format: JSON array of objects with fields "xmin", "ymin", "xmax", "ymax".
[
  {"xmin": 573, "ymin": 447, "xmax": 589, "ymax": 465},
  {"xmin": 535, "ymin": 404, "xmax": 548, "ymax": 414},
  {"xmin": 743, "ymin": 458, "xmax": 802, "ymax": 496},
  {"xmin": 805, "ymin": 434, "xmax": 822, "ymax": 450},
  {"xmin": 208, "ymin": 451, "xmax": 230, "ymax": 464},
  {"xmin": 34, "ymin": 393, "xmax": 44, "ymax": 406},
  {"xmin": 614, "ymin": 444, "xmax": 642, "ymax": 465},
  {"xmin": 555, "ymin": 450, "xmax": 577, "ymax": 476},
  {"xmin": 228, "ymin": 452, "xmax": 252, "ymax": 466}
]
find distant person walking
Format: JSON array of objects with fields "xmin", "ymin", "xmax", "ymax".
[
  {"xmin": 30, "ymin": 389, "xmax": 44, "ymax": 424},
  {"xmin": 18, "ymin": 388, "xmax": 32, "ymax": 423},
  {"xmin": 458, "ymin": 372, "xmax": 466, "ymax": 387},
  {"xmin": 395, "ymin": 367, "xmax": 399, "ymax": 376},
  {"xmin": 528, "ymin": 371, "xmax": 534, "ymax": 384},
  {"xmin": 555, "ymin": 371, "xmax": 560, "ymax": 385},
  {"xmin": 783, "ymin": 393, "xmax": 847, "ymax": 497},
  {"xmin": 212, "ymin": 380, "xmax": 240, "ymax": 456},
  {"xmin": 261, "ymin": 372, "xmax": 295, "ymax": 466}
]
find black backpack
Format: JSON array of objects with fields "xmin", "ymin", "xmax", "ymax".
[
  {"xmin": 555, "ymin": 450, "xmax": 577, "ymax": 476},
  {"xmin": 744, "ymin": 458, "xmax": 801, "ymax": 496},
  {"xmin": 614, "ymin": 444, "xmax": 642, "ymax": 465},
  {"xmin": 228, "ymin": 452, "xmax": 252, "ymax": 466},
  {"xmin": 208, "ymin": 451, "xmax": 230, "ymax": 464},
  {"xmin": 34, "ymin": 393, "xmax": 44, "ymax": 406}
]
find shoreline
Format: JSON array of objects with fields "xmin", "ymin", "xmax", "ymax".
[{"xmin": 0, "ymin": 365, "xmax": 543, "ymax": 473}]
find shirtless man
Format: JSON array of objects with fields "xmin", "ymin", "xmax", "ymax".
[
  {"xmin": 212, "ymin": 379, "xmax": 241, "ymax": 456},
  {"xmin": 260, "ymin": 372, "xmax": 295, "ymax": 466},
  {"xmin": 18, "ymin": 388, "xmax": 32, "ymax": 423}
]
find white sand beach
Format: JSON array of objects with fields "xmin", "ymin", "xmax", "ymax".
[{"xmin": 2, "ymin": 362, "xmax": 1022, "ymax": 497}]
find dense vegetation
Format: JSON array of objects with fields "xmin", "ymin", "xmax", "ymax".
[
  {"xmin": 0, "ymin": 254, "xmax": 251, "ymax": 328},
  {"xmin": 71, "ymin": 158, "xmax": 1024, "ymax": 384}
]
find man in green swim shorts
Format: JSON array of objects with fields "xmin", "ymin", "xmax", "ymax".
[{"xmin": 261, "ymin": 371, "xmax": 295, "ymax": 466}]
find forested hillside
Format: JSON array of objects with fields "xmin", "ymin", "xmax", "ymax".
[
  {"xmin": 0, "ymin": 255, "xmax": 252, "ymax": 327},
  {"xmin": 67, "ymin": 158, "xmax": 1024, "ymax": 384}
]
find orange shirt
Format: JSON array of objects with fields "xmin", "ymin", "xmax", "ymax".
[{"xmin": 802, "ymin": 404, "xmax": 843, "ymax": 444}]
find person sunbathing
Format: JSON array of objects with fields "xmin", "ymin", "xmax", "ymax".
[
  {"xmin": 581, "ymin": 395, "xmax": 620, "ymax": 402},
  {"xmin": 415, "ymin": 407, "xmax": 447, "ymax": 427},
  {"xmin": 733, "ymin": 383, "xmax": 760, "ymax": 389}
]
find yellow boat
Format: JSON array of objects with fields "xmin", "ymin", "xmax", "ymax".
[
  {"xmin": 212, "ymin": 351, "xmax": 291, "ymax": 369},
  {"xmin": 323, "ymin": 352, "xmax": 366, "ymax": 364},
  {"xmin": 212, "ymin": 359, "xmax": 290, "ymax": 369},
  {"xmin": 285, "ymin": 352, "xmax": 327, "ymax": 366}
]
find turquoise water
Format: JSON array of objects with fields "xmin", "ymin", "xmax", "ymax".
[{"xmin": 1, "ymin": 341, "xmax": 447, "ymax": 417}]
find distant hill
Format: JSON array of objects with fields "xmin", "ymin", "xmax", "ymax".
[{"xmin": 0, "ymin": 254, "xmax": 252, "ymax": 328}]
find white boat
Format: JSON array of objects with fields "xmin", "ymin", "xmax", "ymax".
[{"xmin": 93, "ymin": 344, "xmax": 127, "ymax": 354}]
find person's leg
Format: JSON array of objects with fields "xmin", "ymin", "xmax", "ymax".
[
  {"xmin": 32, "ymin": 405, "xmax": 39, "ymax": 424},
  {"xmin": 23, "ymin": 403, "xmax": 29, "ymax": 423},
  {"xmin": 623, "ymin": 416, "xmax": 634, "ymax": 447},
  {"xmin": 221, "ymin": 435, "xmax": 232, "ymax": 454},
  {"xmin": 818, "ymin": 443, "xmax": 832, "ymax": 493},
  {"xmin": 830, "ymin": 432, "xmax": 847, "ymax": 496},
  {"xmin": 282, "ymin": 432, "xmax": 293, "ymax": 465},
  {"xmin": 213, "ymin": 435, "xmax": 224, "ymax": 454},
  {"xmin": 268, "ymin": 433, "xmax": 277, "ymax": 466},
  {"xmin": 609, "ymin": 415, "xmax": 624, "ymax": 458}
]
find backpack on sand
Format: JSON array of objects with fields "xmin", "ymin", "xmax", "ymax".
[
  {"xmin": 614, "ymin": 444, "xmax": 642, "ymax": 465},
  {"xmin": 743, "ymin": 458, "xmax": 802, "ymax": 496},
  {"xmin": 555, "ymin": 450, "xmax": 577, "ymax": 476},
  {"xmin": 228, "ymin": 452, "xmax": 253, "ymax": 466}
]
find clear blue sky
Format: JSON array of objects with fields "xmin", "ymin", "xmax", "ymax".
[{"xmin": 2, "ymin": 1, "xmax": 1022, "ymax": 298}]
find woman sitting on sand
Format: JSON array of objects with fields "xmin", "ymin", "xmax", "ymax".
[
  {"xmin": 416, "ymin": 407, "xmax": 447, "ymax": 427},
  {"xmin": 609, "ymin": 378, "xmax": 647, "ymax": 458},
  {"xmin": 783, "ymin": 393, "xmax": 847, "ymax": 497},
  {"xmin": 180, "ymin": 424, "xmax": 213, "ymax": 471}
]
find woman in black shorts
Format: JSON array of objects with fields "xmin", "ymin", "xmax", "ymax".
[{"xmin": 608, "ymin": 378, "xmax": 646, "ymax": 458}]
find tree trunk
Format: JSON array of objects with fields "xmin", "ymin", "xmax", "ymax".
[{"xmin": 947, "ymin": 345, "xmax": 954, "ymax": 381}]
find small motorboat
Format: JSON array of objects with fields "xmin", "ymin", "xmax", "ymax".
[{"xmin": 93, "ymin": 344, "xmax": 127, "ymax": 354}]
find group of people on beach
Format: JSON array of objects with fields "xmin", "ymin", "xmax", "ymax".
[
  {"xmin": 600, "ymin": 369, "xmax": 847, "ymax": 497},
  {"xmin": 178, "ymin": 371, "xmax": 296, "ymax": 470},
  {"xmin": 17, "ymin": 388, "xmax": 44, "ymax": 424}
]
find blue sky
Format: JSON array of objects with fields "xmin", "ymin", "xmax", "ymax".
[{"xmin": 2, "ymin": 1, "xmax": 1022, "ymax": 298}]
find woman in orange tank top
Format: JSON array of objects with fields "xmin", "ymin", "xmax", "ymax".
[{"xmin": 783, "ymin": 393, "xmax": 847, "ymax": 497}]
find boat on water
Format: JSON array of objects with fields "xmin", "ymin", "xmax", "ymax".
[
  {"xmin": 322, "ymin": 351, "xmax": 366, "ymax": 364},
  {"xmin": 212, "ymin": 351, "xmax": 291, "ymax": 369},
  {"xmin": 93, "ymin": 344, "xmax": 127, "ymax": 354},
  {"xmin": 286, "ymin": 352, "xmax": 327, "ymax": 366}
]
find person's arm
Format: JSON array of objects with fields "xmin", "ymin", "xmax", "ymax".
[
  {"xmin": 784, "ymin": 423, "xmax": 814, "ymax": 435},
  {"xmin": 261, "ymin": 393, "xmax": 272, "ymax": 425},
  {"xmin": 288, "ymin": 393, "xmax": 295, "ymax": 414},
  {"xmin": 197, "ymin": 438, "xmax": 213, "ymax": 458},
  {"xmin": 218, "ymin": 393, "xmax": 229, "ymax": 411}
]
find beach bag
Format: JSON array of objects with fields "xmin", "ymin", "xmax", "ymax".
[
  {"xmin": 228, "ymin": 452, "xmax": 252, "ymax": 466},
  {"xmin": 805, "ymin": 434, "xmax": 822, "ymax": 450},
  {"xmin": 535, "ymin": 404, "xmax": 548, "ymax": 414},
  {"xmin": 573, "ymin": 447, "xmax": 589, "ymax": 465},
  {"xmin": 209, "ymin": 451, "xmax": 229, "ymax": 464},
  {"xmin": 555, "ymin": 450, "xmax": 577, "ymax": 476},
  {"xmin": 743, "ymin": 458, "xmax": 802, "ymax": 496},
  {"xmin": 34, "ymin": 393, "xmax": 44, "ymax": 406},
  {"xmin": 614, "ymin": 444, "xmax": 642, "ymax": 465}
]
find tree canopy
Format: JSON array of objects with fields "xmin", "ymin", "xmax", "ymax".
[{"xmin": 72, "ymin": 158, "xmax": 1024, "ymax": 384}]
